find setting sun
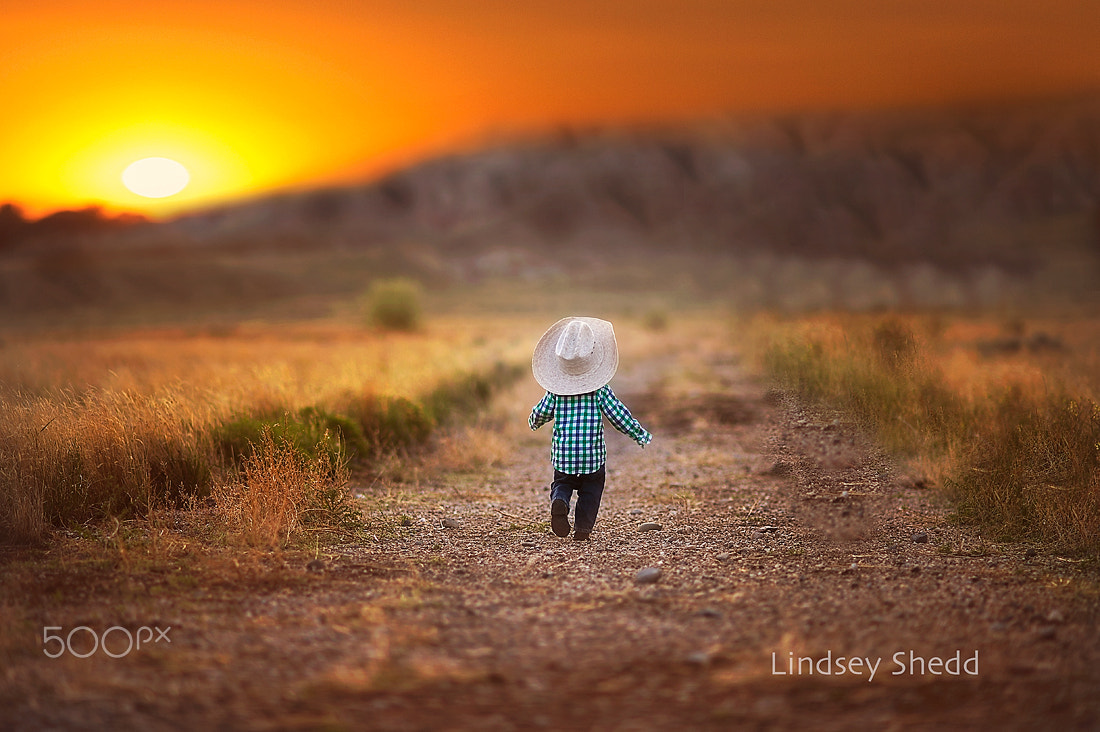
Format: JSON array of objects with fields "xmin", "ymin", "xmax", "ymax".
[
  {"xmin": 2, "ymin": 1, "xmax": 1099, "ymax": 219},
  {"xmin": 122, "ymin": 157, "xmax": 190, "ymax": 198}
]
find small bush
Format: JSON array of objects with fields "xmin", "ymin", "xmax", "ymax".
[
  {"xmin": 363, "ymin": 277, "xmax": 423, "ymax": 331},
  {"xmin": 642, "ymin": 309, "xmax": 669, "ymax": 332},
  {"xmin": 213, "ymin": 428, "xmax": 360, "ymax": 547}
]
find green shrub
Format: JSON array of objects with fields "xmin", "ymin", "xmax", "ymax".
[
  {"xmin": 214, "ymin": 410, "xmax": 346, "ymax": 469},
  {"xmin": 346, "ymin": 395, "xmax": 433, "ymax": 452},
  {"xmin": 363, "ymin": 277, "xmax": 423, "ymax": 331}
]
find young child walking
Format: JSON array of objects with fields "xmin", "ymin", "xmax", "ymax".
[{"xmin": 528, "ymin": 316, "xmax": 652, "ymax": 541}]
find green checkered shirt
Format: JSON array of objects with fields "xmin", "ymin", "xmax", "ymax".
[{"xmin": 529, "ymin": 385, "xmax": 652, "ymax": 475}]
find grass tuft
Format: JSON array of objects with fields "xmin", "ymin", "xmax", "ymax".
[{"xmin": 212, "ymin": 428, "xmax": 360, "ymax": 547}]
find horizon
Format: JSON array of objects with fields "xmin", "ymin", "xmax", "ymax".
[{"xmin": 5, "ymin": 0, "xmax": 1100, "ymax": 220}]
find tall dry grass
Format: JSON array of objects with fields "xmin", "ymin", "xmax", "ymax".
[
  {"xmin": 0, "ymin": 388, "xmax": 212, "ymax": 543},
  {"xmin": 757, "ymin": 313, "xmax": 1100, "ymax": 557},
  {"xmin": 0, "ymin": 317, "xmax": 533, "ymax": 545}
]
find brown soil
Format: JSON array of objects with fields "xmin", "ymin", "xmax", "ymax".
[{"xmin": 3, "ymin": 334, "xmax": 1099, "ymax": 731}]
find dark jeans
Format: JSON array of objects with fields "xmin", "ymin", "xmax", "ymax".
[{"xmin": 551, "ymin": 465, "xmax": 606, "ymax": 534}]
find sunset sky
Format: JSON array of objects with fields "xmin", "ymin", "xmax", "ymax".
[{"xmin": 3, "ymin": 0, "xmax": 1099, "ymax": 218}]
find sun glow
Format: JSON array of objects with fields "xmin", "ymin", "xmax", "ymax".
[{"xmin": 122, "ymin": 157, "xmax": 191, "ymax": 198}]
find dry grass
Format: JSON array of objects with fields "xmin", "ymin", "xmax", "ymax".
[
  {"xmin": 0, "ymin": 316, "xmax": 535, "ymax": 545},
  {"xmin": 0, "ymin": 387, "xmax": 212, "ymax": 543},
  {"xmin": 754, "ymin": 312, "xmax": 1100, "ymax": 557},
  {"xmin": 213, "ymin": 428, "xmax": 359, "ymax": 548}
]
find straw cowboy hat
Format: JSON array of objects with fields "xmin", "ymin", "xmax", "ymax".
[{"xmin": 532, "ymin": 316, "xmax": 619, "ymax": 395}]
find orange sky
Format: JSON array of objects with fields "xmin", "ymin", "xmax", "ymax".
[{"xmin": 3, "ymin": 0, "xmax": 1099, "ymax": 218}]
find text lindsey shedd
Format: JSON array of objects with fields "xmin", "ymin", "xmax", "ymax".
[{"xmin": 772, "ymin": 650, "xmax": 979, "ymax": 683}]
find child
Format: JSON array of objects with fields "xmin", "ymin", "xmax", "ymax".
[{"xmin": 528, "ymin": 317, "xmax": 652, "ymax": 541}]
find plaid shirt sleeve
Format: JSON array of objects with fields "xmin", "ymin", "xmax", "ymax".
[
  {"xmin": 597, "ymin": 385, "xmax": 652, "ymax": 446},
  {"xmin": 529, "ymin": 391, "xmax": 556, "ymax": 430}
]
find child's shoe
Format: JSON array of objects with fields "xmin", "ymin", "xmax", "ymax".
[{"xmin": 550, "ymin": 499, "xmax": 571, "ymax": 537}]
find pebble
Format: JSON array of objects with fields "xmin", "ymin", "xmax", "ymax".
[
  {"xmin": 1047, "ymin": 609, "xmax": 1066, "ymax": 624},
  {"xmin": 752, "ymin": 531, "xmax": 765, "ymax": 540},
  {"xmin": 306, "ymin": 559, "xmax": 325, "ymax": 572},
  {"xmin": 441, "ymin": 518, "xmax": 461, "ymax": 529},
  {"xmin": 697, "ymin": 608, "xmax": 721, "ymax": 619},
  {"xmin": 628, "ymin": 508, "xmax": 644, "ymax": 515},
  {"xmin": 1036, "ymin": 626, "xmax": 1057, "ymax": 641},
  {"xmin": 639, "ymin": 522, "xmax": 662, "ymax": 532},
  {"xmin": 715, "ymin": 553, "xmax": 731, "ymax": 562},
  {"xmin": 634, "ymin": 567, "xmax": 662, "ymax": 584},
  {"xmin": 911, "ymin": 532, "xmax": 929, "ymax": 543},
  {"xmin": 686, "ymin": 651, "xmax": 711, "ymax": 667}
]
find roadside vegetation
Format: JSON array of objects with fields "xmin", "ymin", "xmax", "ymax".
[
  {"xmin": 756, "ymin": 313, "xmax": 1100, "ymax": 558},
  {"xmin": 0, "ymin": 318, "xmax": 526, "ymax": 546}
]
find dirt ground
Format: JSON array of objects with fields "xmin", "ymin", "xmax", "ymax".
[{"xmin": 2, "ymin": 327, "xmax": 1099, "ymax": 731}]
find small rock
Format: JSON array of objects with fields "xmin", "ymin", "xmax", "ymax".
[
  {"xmin": 638, "ymin": 522, "xmax": 662, "ymax": 532},
  {"xmin": 441, "ymin": 518, "xmax": 460, "ymax": 529},
  {"xmin": 634, "ymin": 567, "xmax": 662, "ymax": 585},
  {"xmin": 686, "ymin": 651, "xmax": 711, "ymax": 666},
  {"xmin": 715, "ymin": 552, "xmax": 731, "ymax": 562},
  {"xmin": 910, "ymin": 565, "xmax": 921, "ymax": 574},
  {"xmin": 990, "ymin": 622, "xmax": 1009, "ymax": 632},
  {"xmin": 697, "ymin": 608, "xmax": 721, "ymax": 619},
  {"xmin": 306, "ymin": 559, "xmax": 325, "ymax": 572},
  {"xmin": 752, "ymin": 531, "xmax": 765, "ymax": 540},
  {"xmin": 1025, "ymin": 547, "xmax": 1038, "ymax": 558},
  {"xmin": 911, "ymin": 532, "xmax": 929, "ymax": 544},
  {"xmin": 1046, "ymin": 609, "xmax": 1066, "ymax": 624},
  {"xmin": 628, "ymin": 508, "xmax": 644, "ymax": 515},
  {"xmin": 1036, "ymin": 626, "xmax": 1057, "ymax": 641}
]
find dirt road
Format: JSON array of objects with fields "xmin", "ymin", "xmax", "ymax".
[{"xmin": 3, "ymin": 326, "xmax": 1099, "ymax": 730}]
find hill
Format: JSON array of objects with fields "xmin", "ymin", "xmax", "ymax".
[{"xmin": 3, "ymin": 94, "xmax": 1100, "ymax": 322}]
